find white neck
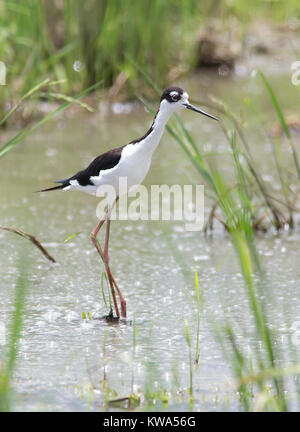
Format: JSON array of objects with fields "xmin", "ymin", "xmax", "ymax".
[{"xmin": 135, "ymin": 101, "xmax": 172, "ymax": 153}]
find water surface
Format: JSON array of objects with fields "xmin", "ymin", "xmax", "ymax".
[{"xmin": 0, "ymin": 71, "xmax": 300, "ymax": 411}]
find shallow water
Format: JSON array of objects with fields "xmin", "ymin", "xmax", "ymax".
[{"xmin": 1, "ymin": 70, "xmax": 300, "ymax": 411}]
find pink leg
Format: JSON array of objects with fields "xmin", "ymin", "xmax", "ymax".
[
  {"xmin": 104, "ymin": 213, "xmax": 127, "ymax": 318},
  {"xmin": 90, "ymin": 203, "xmax": 120, "ymax": 318}
]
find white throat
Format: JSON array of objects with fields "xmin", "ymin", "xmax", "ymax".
[{"xmin": 136, "ymin": 101, "xmax": 173, "ymax": 154}]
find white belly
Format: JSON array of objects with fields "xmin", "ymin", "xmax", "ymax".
[{"xmin": 91, "ymin": 143, "xmax": 153, "ymax": 196}]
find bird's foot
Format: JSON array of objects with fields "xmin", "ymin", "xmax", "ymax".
[{"xmin": 100, "ymin": 309, "xmax": 120, "ymax": 322}]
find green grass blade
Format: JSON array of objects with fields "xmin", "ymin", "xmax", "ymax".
[
  {"xmin": 0, "ymin": 247, "xmax": 30, "ymax": 411},
  {"xmin": 0, "ymin": 81, "xmax": 102, "ymax": 159},
  {"xmin": 257, "ymin": 70, "xmax": 300, "ymax": 179},
  {"xmin": 0, "ymin": 78, "xmax": 50, "ymax": 126}
]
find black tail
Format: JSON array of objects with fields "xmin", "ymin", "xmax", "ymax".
[{"xmin": 37, "ymin": 184, "xmax": 65, "ymax": 193}]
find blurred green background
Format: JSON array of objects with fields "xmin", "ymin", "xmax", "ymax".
[{"xmin": 1, "ymin": 0, "xmax": 299, "ymax": 97}]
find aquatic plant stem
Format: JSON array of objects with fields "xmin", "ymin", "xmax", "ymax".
[{"xmin": 0, "ymin": 226, "xmax": 56, "ymax": 263}]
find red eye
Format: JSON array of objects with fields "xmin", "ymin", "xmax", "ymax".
[{"xmin": 171, "ymin": 93, "xmax": 179, "ymax": 101}]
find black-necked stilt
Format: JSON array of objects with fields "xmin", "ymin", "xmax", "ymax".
[{"xmin": 40, "ymin": 87, "xmax": 217, "ymax": 319}]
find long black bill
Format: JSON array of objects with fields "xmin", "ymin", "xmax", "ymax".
[{"xmin": 184, "ymin": 103, "xmax": 218, "ymax": 121}]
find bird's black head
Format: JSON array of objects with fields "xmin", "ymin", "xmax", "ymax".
[
  {"xmin": 160, "ymin": 86, "xmax": 185, "ymax": 103},
  {"xmin": 159, "ymin": 86, "xmax": 218, "ymax": 121}
]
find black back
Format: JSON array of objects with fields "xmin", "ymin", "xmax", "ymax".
[
  {"xmin": 41, "ymin": 86, "xmax": 185, "ymax": 192},
  {"xmin": 58, "ymin": 146, "xmax": 124, "ymax": 187}
]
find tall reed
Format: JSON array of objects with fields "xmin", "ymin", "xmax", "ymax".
[{"xmin": 2, "ymin": 0, "xmax": 295, "ymax": 99}]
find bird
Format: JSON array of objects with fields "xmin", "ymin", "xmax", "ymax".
[{"xmin": 39, "ymin": 86, "xmax": 218, "ymax": 320}]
